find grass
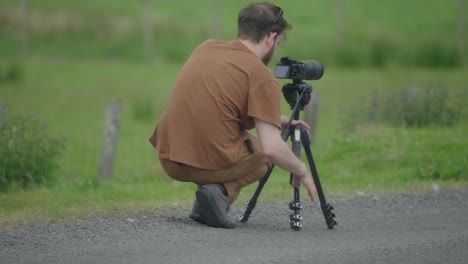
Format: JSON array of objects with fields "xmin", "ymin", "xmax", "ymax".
[
  {"xmin": 0, "ymin": 0, "xmax": 465, "ymax": 66},
  {"xmin": 0, "ymin": 60, "xmax": 466, "ymax": 227},
  {"xmin": 0, "ymin": 0, "xmax": 466, "ymax": 226}
]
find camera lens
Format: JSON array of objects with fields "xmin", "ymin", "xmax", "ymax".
[{"xmin": 302, "ymin": 60, "xmax": 324, "ymax": 80}]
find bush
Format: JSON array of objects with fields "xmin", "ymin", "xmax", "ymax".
[
  {"xmin": 0, "ymin": 113, "xmax": 65, "ymax": 191},
  {"xmin": 415, "ymin": 42, "xmax": 460, "ymax": 68},
  {"xmin": 0, "ymin": 62, "xmax": 24, "ymax": 82},
  {"xmin": 342, "ymin": 83, "xmax": 466, "ymax": 129}
]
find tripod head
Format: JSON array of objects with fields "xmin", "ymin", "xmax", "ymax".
[{"xmin": 282, "ymin": 80, "xmax": 313, "ymax": 111}]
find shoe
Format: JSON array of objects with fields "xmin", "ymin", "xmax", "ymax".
[
  {"xmin": 189, "ymin": 199, "xmax": 205, "ymax": 224},
  {"xmin": 195, "ymin": 184, "xmax": 236, "ymax": 229}
]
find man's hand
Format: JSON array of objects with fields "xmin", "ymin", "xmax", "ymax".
[
  {"xmin": 291, "ymin": 119, "xmax": 311, "ymax": 132},
  {"xmin": 291, "ymin": 171, "xmax": 318, "ymax": 202},
  {"xmin": 280, "ymin": 115, "xmax": 311, "ymax": 132}
]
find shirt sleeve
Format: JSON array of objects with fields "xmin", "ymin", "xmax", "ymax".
[{"xmin": 247, "ymin": 79, "xmax": 282, "ymax": 129}]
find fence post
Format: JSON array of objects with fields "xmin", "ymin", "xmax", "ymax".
[
  {"xmin": 304, "ymin": 91, "xmax": 319, "ymax": 144},
  {"xmin": 99, "ymin": 98, "xmax": 123, "ymax": 180}
]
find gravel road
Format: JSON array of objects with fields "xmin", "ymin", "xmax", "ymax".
[{"xmin": 1, "ymin": 188, "xmax": 467, "ymax": 264}]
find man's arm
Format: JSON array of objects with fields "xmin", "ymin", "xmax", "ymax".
[{"xmin": 254, "ymin": 118, "xmax": 318, "ymax": 201}]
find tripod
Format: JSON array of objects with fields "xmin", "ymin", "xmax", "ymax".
[{"xmin": 239, "ymin": 79, "xmax": 337, "ymax": 231}]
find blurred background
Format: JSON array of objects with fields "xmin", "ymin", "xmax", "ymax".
[
  {"xmin": 0, "ymin": 0, "xmax": 466, "ymax": 223},
  {"xmin": 0, "ymin": 0, "xmax": 466, "ymax": 66}
]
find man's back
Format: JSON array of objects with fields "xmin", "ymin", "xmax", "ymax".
[{"xmin": 150, "ymin": 39, "xmax": 281, "ymax": 170}]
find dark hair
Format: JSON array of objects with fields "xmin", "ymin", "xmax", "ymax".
[{"xmin": 237, "ymin": 2, "xmax": 291, "ymax": 43}]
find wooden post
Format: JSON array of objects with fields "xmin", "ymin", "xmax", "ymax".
[
  {"xmin": 99, "ymin": 98, "xmax": 123, "ymax": 180},
  {"xmin": 20, "ymin": 0, "xmax": 29, "ymax": 57},
  {"xmin": 141, "ymin": 0, "xmax": 155, "ymax": 61},
  {"xmin": 459, "ymin": 0, "xmax": 466, "ymax": 64},
  {"xmin": 304, "ymin": 91, "xmax": 319, "ymax": 144}
]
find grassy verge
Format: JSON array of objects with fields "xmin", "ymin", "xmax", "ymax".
[{"xmin": 0, "ymin": 61, "xmax": 466, "ymax": 227}]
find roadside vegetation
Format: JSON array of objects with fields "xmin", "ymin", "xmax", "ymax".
[{"xmin": 0, "ymin": 0, "xmax": 466, "ymax": 226}]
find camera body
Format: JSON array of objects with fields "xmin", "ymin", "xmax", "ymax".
[{"xmin": 274, "ymin": 56, "xmax": 324, "ymax": 81}]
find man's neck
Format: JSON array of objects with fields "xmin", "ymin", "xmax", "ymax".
[{"xmin": 238, "ymin": 38, "xmax": 263, "ymax": 59}]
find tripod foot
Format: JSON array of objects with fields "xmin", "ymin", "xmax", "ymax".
[{"xmin": 321, "ymin": 203, "xmax": 337, "ymax": 229}]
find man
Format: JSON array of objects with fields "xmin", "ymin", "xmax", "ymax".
[{"xmin": 149, "ymin": 2, "xmax": 318, "ymax": 228}]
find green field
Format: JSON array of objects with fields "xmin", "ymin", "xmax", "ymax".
[
  {"xmin": 1, "ymin": 62, "xmax": 466, "ymax": 226},
  {"xmin": 0, "ymin": 0, "xmax": 466, "ymax": 66},
  {"xmin": 0, "ymin": 1, "xmax": 467, "ymax": 226}
]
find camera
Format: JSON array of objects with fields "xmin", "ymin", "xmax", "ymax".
[
  {"xmin": 274, "ymin": 56, "xmax": 324, "ymax": 81},
  {"xmin": 274, "ymin": 56, "xmax": 324, "ymax": 110}
]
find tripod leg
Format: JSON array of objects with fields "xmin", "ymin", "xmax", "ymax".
[
  {"xmin": 240, "ymin": 128, "xmax": 293, "ymax": 224},
  {"xmin": 300, "ymin": 129, "xmax": 337, "ymax": 229},
  {"xmin": 239, "ymin": 166, "xmax": 274, "ymax": 223},
  {"xmin": 289, "ymin": 127, "xmax": 303, "ymax": 230}
]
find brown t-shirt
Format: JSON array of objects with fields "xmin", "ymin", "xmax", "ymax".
[{"xmin": 149, "ymin": 40, "xmax": 281, "ymax": 170}]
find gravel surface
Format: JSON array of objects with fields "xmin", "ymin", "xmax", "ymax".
[{"xmin": 1, "ymin": 188, "xmax": 467, "ymax": 264}]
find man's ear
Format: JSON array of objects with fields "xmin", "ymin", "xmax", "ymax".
[{"xmin": 267, "ymin": 32, "xmax": 278, "ymax": 46}]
